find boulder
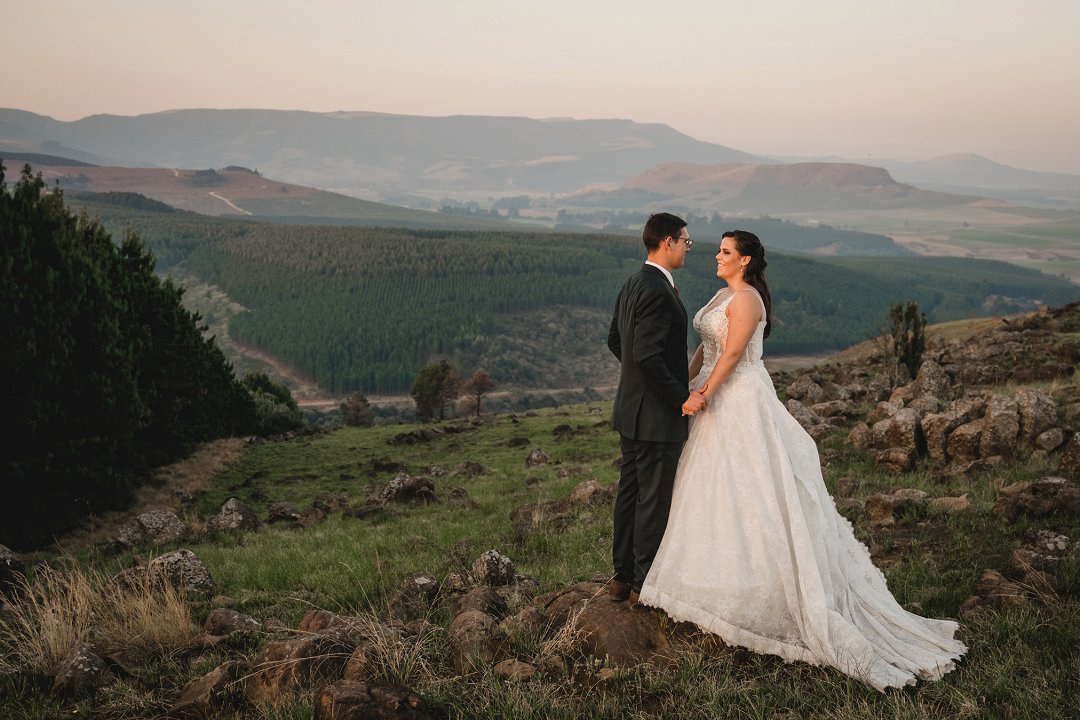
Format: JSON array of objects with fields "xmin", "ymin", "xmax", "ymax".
[
  {"xmin": 314, "ymin": 680, "xmax": 430, "ymax": 720},
  {"xmin": 912, "ymin": 360, "xmax": 952, "ymax": 401},
  {"xmin": 149, "ymin": 549, "xmax": 214, "ymax": 596},
  {"xmin": 979, "ymin": 394, "xmax": 1020, "ymax": 458},
  {"xmin": 1015, "ymin": 387, "xmax": 1058, "ymax": 445},
  {"xmin": 452, "ymin": 586, "xmax": 509, "ymax": 620},
  {"xmin": 808, "ymin": 399, "xmax": 860, "ymax": 421},
  {"xmin": 447, "ymin": 486, "xmax": 478, "ymax": 510},
  {"xmin": 245, "ymin": 634, "xmax": 353, "ymax": 707},
  {"xmin": 563, "ymin": 479, "xmax": 615, "ymax": 506},
  {"xmin": 846, "ymin": 422, "xmax": 872, "ymax": 450},
  {"xmin": 266, "ymin": 501, "xmax": 302, "ymax": 525},
  {"xmin": 864, "ymin": 489, "xmax": 928, "ymax": 526},
  {"xmin": 786, "ymin": 375, "xmax": 825, "ymax": 404},
  {"xmin": 313, "ymin": 492, "xmax": 351, "ymax": 514},
  {"xmin": 206, "ymin": 498, "xmax": 260, "ymax": 535},
  {"xmin": 525, "ymin": 448, "xmax": 551, "ymax": 467},
  {"xmin": 574, "ymin": 593, "xmax": 676, "ymax": 669},
  {"xmin": 929, "ymin": 495, "xmax": 972, "ymax": 515},
  {"xmin": 204, "ymin": 608, "xmax": 261, "ymax": 637},
  {"xmin": 919, "ymin": 395, "xmax": 988, "ymax": 462},
  {"xmin": 1059, "ymin": 434, "xmax": 1080, "ymax": 480},
  {"xmin": 116, "ymin": 510, "xmax": 187, "ymax": 548},
  {"xmin": 871, "ymin": 408, "xmax": 924, "ymax": 456},
  {"xmin": 342, "ymin": 624, "xmax": 406, "ymax": 682},
  {"xmin": 992, "ymin": 477, "xmax": 1080, "ymax": 523},
  {"xmin": 907, "ymin": 395, "xmax": 942, "ymax": 416},
  {"xmin": 535, "ymin": 581, "xmax": 604, "ymax": 630},
  {"xmin": 786, "ymin": 399, "xmax": 823, "ymax": 430},
  {"xmin": 1035, "ymin": 428, "xmax": 1065, "ymax": 452},
  {"xmin": 447, "ymin": 610, "xmax": 504, "ymax": 671},
  {"xmin": 299, "ymin": 505, "xmax": 329, "ymax": 527},
  {"xmin": 51, "ymin": 642, "xmax": 115, "ymax": 699},
  {"xmin": 947, "ymin": 420, "xmax": 984, "ymax": 462},
  {"xmin": 472, "ymin": 550, "xmax": 516, "ymax": 587},
  {"xmin": 875, "ymin": 447, "xmax": 916, "ymax": 474},
  {"xmin": 170, "ymin": 661, "xmax": 242, "ymax": 718},
  {"xmin": 380, "ymin": 473, "xmax": 436, "ymax": 504},
  {"xmin": 974, "ymin": 569, "xmax": 1029, "ymax": 609},
  {"xmin": 387, "ymin": 574, "xmax": 440, "ymax": 620}
]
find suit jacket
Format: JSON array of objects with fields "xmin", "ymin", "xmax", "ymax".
[{"xmin": 608, "ymin": 264, "xmax": 690, "ymax": 443}]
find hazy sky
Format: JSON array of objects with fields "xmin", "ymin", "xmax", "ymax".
[{"xmin": 6, "ymin": 0, "xmax": 1080, "ymax": 174}]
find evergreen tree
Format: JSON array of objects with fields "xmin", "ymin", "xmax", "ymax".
[
  {"xmin": 0, "ymin": 162, "xmax": 254, "ymax": 549},
  {"xmin": 411, "ymin": 360, "xmax": 462, "ymax": 421}
]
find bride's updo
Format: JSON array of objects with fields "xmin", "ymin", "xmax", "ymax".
[{"xmin": 722, "ymin": 230, "xmax": 773, "ymax": 339}]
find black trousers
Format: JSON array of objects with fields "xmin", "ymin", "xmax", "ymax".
[{"xmin": 612, "ymin": 434, "xmax": 682, "ymax": 590}]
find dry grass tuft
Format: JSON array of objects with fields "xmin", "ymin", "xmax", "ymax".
[{"xmin": 0, "ymin": 561, "xmax": 198, "ymax": 676}]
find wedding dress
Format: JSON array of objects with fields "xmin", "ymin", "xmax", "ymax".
[{"xmin": 638, "ymin": 287, "xmax": 966, "ymax": 691}]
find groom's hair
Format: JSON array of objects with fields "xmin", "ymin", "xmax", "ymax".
[{"xmin": 642, "ymin": 212, "xmax": 687, "ymax": 252}]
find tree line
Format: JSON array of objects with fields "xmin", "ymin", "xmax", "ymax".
[{"xmin": 0, "ymin": 165, "xmax": 298, "ymax": 549}]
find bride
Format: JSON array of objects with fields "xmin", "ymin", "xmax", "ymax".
[{"xmin": 637, "ymin": 230, "xmax": 966, "ymax": 691}]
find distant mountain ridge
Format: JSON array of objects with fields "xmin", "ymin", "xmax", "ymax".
[
  {"xmin": 0, "ymin": 108, "xmax": 763, "ymax": 202},
  {"xmin": 565, "ymin": 161, "xmax": 988, "ymax": 213}
]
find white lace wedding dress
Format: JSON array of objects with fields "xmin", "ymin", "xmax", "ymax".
[{"xmin": 638, "ymin": 287, "xmax": 966, "ymax": 691}]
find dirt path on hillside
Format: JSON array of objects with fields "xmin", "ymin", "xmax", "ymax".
[
  {"xmin": 207, "ymin": 191, "xmax": 252, "ymax": 215},
  {"xmin": 232, "ymin": 341, "xmax": 330, "ymax": 402},
  {"xmin": 49, "ymin": 437, "xmax": 248, "ymax": 554}
]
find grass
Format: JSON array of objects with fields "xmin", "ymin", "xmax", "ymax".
[{"xmin": 2, "ymin": 393, "xmax": 1078, "ymax": 718}]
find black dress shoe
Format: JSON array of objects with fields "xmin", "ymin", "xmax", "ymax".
[{"xmin": 608, "ymin": 579, "xmax": 632, "ymax": 601}]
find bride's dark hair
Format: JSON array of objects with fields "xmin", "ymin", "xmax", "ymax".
[{"xmin": 722, "ymin": 230, "xmax": 773, "ymax": 339}]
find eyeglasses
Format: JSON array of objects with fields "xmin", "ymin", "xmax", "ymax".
[{"xmin": 670, "ymin": 235, "xmax": 692, "ymax": 249}]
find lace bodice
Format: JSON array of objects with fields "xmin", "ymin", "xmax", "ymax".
[{"xmin": 692, "ymin": 287, "xmax": 767, "ymax": 388}]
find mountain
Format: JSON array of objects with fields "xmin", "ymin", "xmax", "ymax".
[
  {"xmin": 776, "ymin": 153, "xmax": 1080, "ymax": 209},
  {"xmin": 0, "ymin": 157, "xmax": 523, "ymax": 231},
  {"xmin": 0, "ymin": 108, "xmax": 764, "ymax": 202},
  {"xmin": 563, "ymin": 161, "xmax": 992, "ymax": 213}
]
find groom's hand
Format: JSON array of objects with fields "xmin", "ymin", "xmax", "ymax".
[{"xmin": 682, "ymin": 392, "xmax": 707, "ymax": 416}]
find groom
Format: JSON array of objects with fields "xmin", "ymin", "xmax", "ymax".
[{"xmin": 607, "ymin": 212, "xmax": 704, "ymax": 604}]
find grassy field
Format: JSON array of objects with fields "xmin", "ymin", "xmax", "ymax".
[{"xmin": 3, "ymin": 388, "xmax": 1078, "ymax": 718}]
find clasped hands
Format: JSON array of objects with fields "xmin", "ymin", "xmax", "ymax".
[{"xmin": 682, "ymin": 390, "xmax": 707, "ymax": 417}]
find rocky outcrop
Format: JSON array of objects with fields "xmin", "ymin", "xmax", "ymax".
[{"xmin": 991, "ymin": 477, "xmax": 1080, "ymax": 523}]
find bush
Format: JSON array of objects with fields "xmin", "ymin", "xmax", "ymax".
[{"xmin": 340, "ymin": 392, "xmax": 375, "ymax": 427}]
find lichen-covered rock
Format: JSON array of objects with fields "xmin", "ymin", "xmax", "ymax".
[
  {"xmin": 206, "ymin": 498, "xmax": 260, "ymax": 534},
  {"xmin": 472, "ymin": 550, "xmax": 515, "ymax": 586},
  {"xmin": 149, "ymin": 549, "xmax": 214, "ymax": 596},
  {"xmin": 865, "ymin": 489, "xmax": 928, "ymax": 526},
  {"xmin": 170, "ymin": 661, "xmax": 243, "ymax": 718},
  {"xmin": 913, "ymin": 360, "xmax": 953, "ymax": 401},
  {"xmin": 387, "ymin": 573, "xmax": 440, "ymax": 620},
  {"xmin": 51, "ymin": 642, "xmax": 115, "ymax": 699},
  {"xmin": 116, "ymin": 510, "xmax": 187, "ymax": 548},
  {"xmin": 314, "ymin": 680, "xmax": 430, "ymax": 720},
  {"xmin": 980, "ymin": 394, "xmax": 1020, "ymax": 458},
  {"xmin": 525, "ymin": 448, "xmax": 551, "ymax": 467},
  {"xmin": 1015, "ymin": 387, "xmax": 1058, "ymax": 445}
]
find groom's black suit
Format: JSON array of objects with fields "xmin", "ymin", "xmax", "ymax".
[{"xmin": 608, "ymin": 264, "xmax": 689, "ymax": 591}]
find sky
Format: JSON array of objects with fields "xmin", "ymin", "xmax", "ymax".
[{"xmin": 6, "ymin": 0, "xmax": 1080, "ymax": 175}]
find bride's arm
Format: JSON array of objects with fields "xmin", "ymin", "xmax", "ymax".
[
  {"xmin": 689, "ymin": 343, "xmax": 704, "ymax": 380},
  {"xmin": 693, "ymin": 292, "xmax": 761, "ymax": 402}
]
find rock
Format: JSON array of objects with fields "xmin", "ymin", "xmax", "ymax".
[
  {"xmin": 1015, "ymin": 387, "xmax": 1058, "ymax": 445},
  {"xmin": 871, "ymin": 408, "xmax": 924, "ymax": 455},
  {"xmin": 973, "ymin": 569, "xmax": 1028, "ymax": 609},
  {"xmin": 447, "ymin": 611, "xmax": 504, "ymax": 671},
  {"xmin": 535, "ymin": 581, "xmax": 603, "ymax": 630},
  {"xmin": 266, "ymin": 501, "xmax": 302, "ymax": 525},
  {"xmin": 204, "ymin": 608, "xmax": 261, "ymax": 636},
  {"xmin": 864, "ymin": 489, "xmax": 928, "ymax": 526},
  {"xmin": 453, "ymin": 586, "xmax": 509, "ymax": 620},
  {"xmin": 980, "ymin": 394, "xmax": 1020, "ymax": 458},
  {"xmin": 149, "ymin": 549, "xmax": 214, "ymax": 596},
  {"xmin": 447, "ymin": 486, "xmax": 478, "ymax": 509},
  {"xmin": 51, "ymin": 642, "xmax": 115, "ymax": 699},
  {"xmin": 116, "ymin": 510, "xmax": 187, "ymax": 548},
  {"xmin": 907, "ymin": 395, "xmax": 942, "ymax": 415},
  {"xmin": 786, "ymin": 399, "xmax": 823, "ymax": 430},
  {"xmin": 1035, "ymin": 428, "xmax": 1065, "ymax": 452},
  {"xmin": 245, "ymin": 634, "xmax": 353, "ymax": 707},
  {"xmin": 786, "ymin": 376, "xmax": 825, "ymax": 404},
  {"xmin": 875, "ymin": 447, "xmax": 916, "ymax": 474},
  {"xmin": 947, "ymin": 419, "xmax": 984, "ymax": 462},
  {"xmin": 574, "ymin": 594, "xmax": 676, "ymax": 669},
  {"xmin": 342, "ymin": 625, "xmax": 406, "ymax": 681},
  {"xmin": 206, "ymin": 498, "xmax": 260, "ymax": 535},
  {"xmin": 170, "ymin": 661, "xmax": 242, "ymax": 718},
  {"xmin": 525, "ymin": 448, "xmax": 551, "ymax": 467},
  {"xmin": 564, "ymin": 479, "xmax": 615, "ymax": 506},
  {"xmin": 808, "ymin": 400, "xmax": 860, "ymax": 421},
  {"xmin": 498, "ymin": 606, "xmax": 546, "ymax": 641},
  {"xmin": 493, "ymin": 658, "xmax": 537, "ymax": 681},
  {"xmin": 929, "ymin": 495, "xmax": 971, "ymax": 514},
  {"xmin": 299, "ymin": 504, "xmax": 329, "ymax": 527},
  {"xmin": 846, "ymin": 422, "xmax": 872, "ymax": 450},
  {"xmin": 313, "ymin": 492, "xmax": 351, "ymax": 514},
  {"xmin": 507, "ymin": 437, "xmax": 530, "ymax": 448},
  {"xmin": 1059, "ymin": 434, "xmax": 1080, "ymax": 479},
  {"xmin": 314, "ymin": 680, "xmax": 430, "ymax": 720},
  {"xmin": 380, "ymin": 473, "xmax": 436, "ymax": 504},
  {"xmin": 510, "ymin": 500, "xmax": 565, "ymax": 538},
  {"xmin": 455, "ymin": 461, "xmax": 486, "ymax": 477},
  {"xmin": 387, "ymin": 574, "xmax": 440, "ymax": 620},
  {"xmin": 912, "ymin": 360, "xmax": 952, "ymax": 400},
  {"xmin": 472, "ymin": 550, "xmax": 516, "ymax": 586},
  {"xmin": 992, "ymin": 476, "xmax": 1080, "ymax": 522}
]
